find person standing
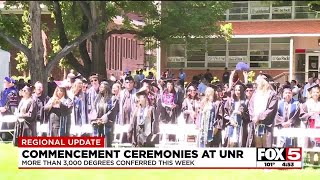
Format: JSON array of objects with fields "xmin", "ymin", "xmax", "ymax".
[
  {"xmin": 178, "ymin": 69, "xmax": 186, "ymax": 88},
  {"xmin": 248, "ymin": 74, "xmax": 278, "ymax": 148},
  {"xmin": 45, "ymin": 87, "xmax": 73, "ymax": 137},
  {"xmin": 300, "ymin": 84, "xmax": 320, "ymax": 164},
  {"xmin": 275, "ymin": 85, "xmax": 300, "ymax": 147},
  {"xmin": 222, "ymin": 67, "xmax": 230, "ymax": 84},
  {"xmin": 303, "ymin": 78, "xmax": 315, "ymax": 102},
  {"xmin": 119, "ymin": 76, "xmax": 137, "ymax": 143},
  {"xmin": 32, "ymin": 81, "xmax": 50, "ymax": 136},
  {"xmin": 87, "ymin": 74, "xmax": 100, "ymax": 115},
  {"xmin": 14, "ymin": 86, "xmax": 37, "ymax": 139},
  {"xmin": 0, "ymin": 77, "xmax": 19, "ymax": 140},
  {"xmin": 128, "ymin": 89, "xmax": 154, "ymax": 147}
]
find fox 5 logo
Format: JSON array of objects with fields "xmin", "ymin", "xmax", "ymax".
[{"xmin": 256, "ymin": 148, "xmax": 302, "ymax": 161}]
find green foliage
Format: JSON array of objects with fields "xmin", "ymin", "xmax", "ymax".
[
  {"xmin": 308, "ymin": 1, "xmax": 320, "ymax": 11},
  {"xmin": 247, "ymin": 71, "xmax": 256, "ymax": 83},
  {"xmin": 11, "ymin": 75, "xmax": 30, "ymax": 82},
  {"xmin": 0, "ymin": 13, "xmax": 24, "ymax": 50},
  {"xmin": 15, "ymin": 10, "xmax": 31, "ymax": 72}
]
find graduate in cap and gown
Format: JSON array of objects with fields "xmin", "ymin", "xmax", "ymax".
[
  {"xmin": 87, "ymin": 74, "xmax": 100, "ymax": 114},
  {"xmin": 69, "ymin": 78, "xmax": 89, "ymax": 136},
  {"xmin": 32, "ymin": 81, "xmax": 50, "ymax": 136},
  {"xmin": 119, "ymin": 76, "xmax": 137, "ymax": 143},
  {"xmin": 275, "ymin": 85, "xmax": 300, "ymax": 147},
  {"xmin": 300, "ymin": 84, "xmax": 320, "ymax": 164},
  {"xmin": 199, "ymin": 86, "xmax": 224, "ymax": 147},
  {"xmin": 159, "ymin": 78, "xmax": 179, "ymax": 124},
  {"xmin": 14, "ymin": 85, "xmax": 37, "ymax": 140},
  {"xmin": 45, "ymin": 86, "xmax": 73, "ymax": 137},
  {"xmin": 300, "ymin": 84, "xmax": 320, "ymax": 147},
  {"xmin": 128, "ymin": 88, "xmax": 154, "ymax": 147},
  {"xmin": 248, "ymin": 74, "xmax": 278, "ymax": 148},
  {"xmin": 182, "ymin": 84, "xmax": 201, "ymax": 125},
  {"xmin": 244, "ymin": 83, "xmax": 255, "ymax": 147},
  {"xmin": 224, "ymin": 82, "xmax": 250, "ymax": 147}
]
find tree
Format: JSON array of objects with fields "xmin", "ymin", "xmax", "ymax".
[
  {"xmin": 0, "ymin": 1, "xmax": 98, "ymax": 89},
  {"xmin": 48, "ymin": 1, "xmax": 232, "ymax": 78}
]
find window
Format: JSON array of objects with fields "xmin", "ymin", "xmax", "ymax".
[
  {"xmin": 295, "ymin": 1, "xmax": 319, "ymax": 19},
  {"xmin": 168, "ymin": 62, "xmax": 184, "ymax": 68},
  {"xmin": 272, "ymin": 1, "xmax": 292, "ymax": 19},
  {"xmin": 131, "ymin": 40, "xmax": 134, "ymax": 59},
  {"xmin": 250, "ymin": 1, "xmax": 270, "ymax": 19},
  {"xmin": 168, "ymin": 44, "xmax": 186, "ymax": 57},
  {"xmin": 207, "ymin": 38, "xmax": 226, "ymax": 67},
  {"xmin": 126, "ymin": 39, "xmax": 129, "ymax": 59},
  {"xmin": 271, "ymin": 37, "xmax": 290, "ymax": 68},
  {"xmin": 186, "ymin": 38, "xmax": 205, "ymax": 66},
  {"xmin": 115, "ymin": 37, "xmax": 118, "ymax": 70},
  {"xmin": 229, "ymin": 38, "xmax": 248, "ymax": 64},
  {"xmin": 229, "ymin": 1, "xmax": 248, "ymax": 20},
  {"xmin": 226, "ymin": 1, "xmax": 320, "ymax": 21},
  {"xmin": 249, "ymin": 38, "xmax": 269, "ymax": 68}
]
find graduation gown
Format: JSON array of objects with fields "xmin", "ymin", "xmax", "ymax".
[
  {"xmin": 224, "ymin": 98, "xmax": 249, "ymax": 147},
  {"xmin": 200, "ymin": 100, "xmax": 223, "ymax": 147},
  {"xmin": 128, "ymin": 106, "xmax": 154, "ymax": 147},
  {"xmin": 32, "ymin": 94, "xmax": 50, "ymax": 124},
  {"xmin": 44, "ymin": 97, "xmax": 73, "ymax": 137},
  {"xmin": 119, "ymin": 88, "xmax": 137, "ymax": 125},
  {"xmin": 101, "ymin": 95, "xmax": 120, "ymax": 147},
  {"xmin": 300, "ymin": 99, "xmax": 320, "ymax": 146},
  {"xmin": 275, "ymin": 99, "xmax": 300, "ymax": 147},
  {"xmin": 182, "ymin": 98, "xmax": 201, "ymax": 124},
  {"xmin": 15, "ymin": 98, "xmax": 37, "ymax": 137},
  {"xmin": 248, "ymin": 90, "xmax": 278, "ymax": 147}
]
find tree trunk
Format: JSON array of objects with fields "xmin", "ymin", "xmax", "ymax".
[
  {"xmin": 91, "ymin": 34, "xmax": 106, "ymax": 78},
  {"xmin": 29, "ymin": 1, "xmax": 48, "ymax": 93}
]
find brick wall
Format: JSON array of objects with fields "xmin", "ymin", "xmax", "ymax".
[{"xmin": 105, "ymin": 34, "xmax": 145, "ymax": 79}]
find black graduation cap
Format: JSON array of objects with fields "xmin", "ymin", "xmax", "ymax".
[
  {"xmin": 140, "ymin": 78, "xmax": 155, "ymax": 85},
  {"xmin": 89, "ymin": 73, "xmax": 100, "ymax": 81},
  {"xmin": 82, "ymin": 78, "xmax": 88, "ymax": 84},
  {"xmin": 307, "ymin": 84, "xmax": 320, "ymax": 91},
  {"xmin": 124, "ymin": 76, "xmax": 134, "ymax": 81},
  {"xmin": 245, "ymin": 83, "xmax": 253, "ymax": 89},
  {"xmin": 150, "ymin": 81, "xmax": 160, "ymax": 91},
  {"xmin": 186, "ymin": 82, "xmax": 198, "ymax": 90},
  {"xmin": 22, "ymin": 85, "xmax": 33, "ymax": 94},
  {"xmin": 136, "ymin": 86, "xmax": 148, "ymax": 96},
  {"xmin": 73, "ymin": 74, "xmax": 83, "ymax": 81},
  {"xmin": 234, "ymin": 81, "xmax": 246, "ymax": 89},
  {"xmin": 163, "ymin": 78, "xmax": 178, "ymax": 84},
  {"xmin": 212, "ymin": 84, "xmax": 223, "ymax": 92},
  {"xmin": 282, "ymin": 84, "xmax": 293, "ymax": 91}
]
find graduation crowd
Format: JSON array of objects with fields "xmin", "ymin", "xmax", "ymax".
[{"xmin": 0, "ymin": 68, "xmax": 320, "ymax": 154}]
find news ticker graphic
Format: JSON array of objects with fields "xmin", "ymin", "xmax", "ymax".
[{"xmin": 17, "ymin": 137, "xmax": 303, "ymax": 169}]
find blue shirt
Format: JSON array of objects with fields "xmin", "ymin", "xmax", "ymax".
[
  {"xmin": 198, "ymin": 82, "xmax": 207, "ymax": 94},
  {"xmin": 179, "ymin": 72, "xmax": 186, "ymax": 81},
  {"xmin": 0, "ymin": 86, "xmax": 18, "ymax": 107}
]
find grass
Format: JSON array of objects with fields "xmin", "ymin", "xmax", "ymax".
[{"xmin": 0, "ymin": 144, "xmax": 319, "ymax": 180}]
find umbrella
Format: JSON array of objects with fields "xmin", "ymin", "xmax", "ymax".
[{"xmin": 235, "ymin": 62, "xmax": 250, "ymax": 71}]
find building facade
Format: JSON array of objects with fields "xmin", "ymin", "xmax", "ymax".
[{"xmin": 161, "ymin": 1, "xmax": 320, "ymax": 84}]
